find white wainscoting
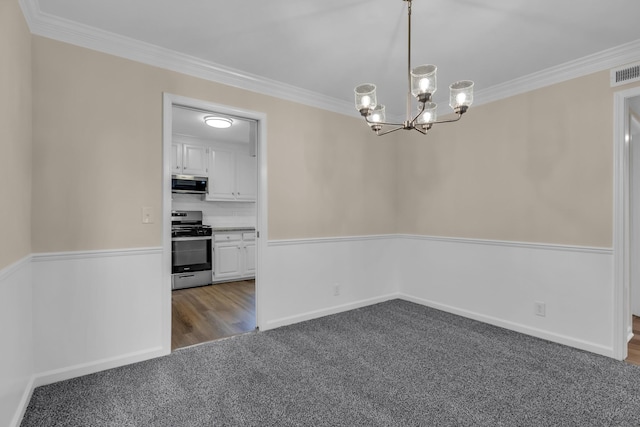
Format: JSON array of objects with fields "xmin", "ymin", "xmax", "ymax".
[
  {"xmin": 31, "ymin": 247, "xmax": 167, "ymax": 385},
  {"xmin": 396, "ymin": 235, "xmax": 615, "ymax": 357},
  {"xmin": 261, "ymin": 235, "xmax": 401, "ymax": 330},
  {"xmin": 0, "ymin": 256, "xmax": 34, "ymax": 427},
  {"xmin": 2, "ymin": 235, "xmax": 620, "ymax": 426}
]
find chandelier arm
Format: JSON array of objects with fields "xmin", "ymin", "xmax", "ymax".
[
  {"xmin": 375, "ymin": 125, "xmax": 406, "ymax": 136},
  {"xmin": 408, "ymin": 100, "xmax": 427, "ymax": 126},
  {"xmin": 363, "ymin": 115, "xmax": 405, "ymax": 127},
  {"xmin": 412, "ymin": 126, "xmax": 428, "ymax": 135},
  {"xmin": 430, "ymin": 113, "xmax": 463, "ymax": 125}
]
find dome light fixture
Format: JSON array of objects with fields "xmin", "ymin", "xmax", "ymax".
[
  {"xmin": 204, "ymin": 116, "xmax": 233, "ymax": 129},
  {"xmin": 354, "ymin": 0, "xmax": 474, "ymax": 136}
]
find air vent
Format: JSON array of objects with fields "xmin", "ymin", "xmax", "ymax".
[{"xmin": 611, "ymin": 62, "xmax": 640, "ymax": 87}]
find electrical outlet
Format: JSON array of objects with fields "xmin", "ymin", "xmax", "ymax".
[
  {"xmin": 142, "ymin": 207, "xmax": 154, "ymax": 224},
  {"xmin": 333, "ymin": 284, "xmax": 341, "ymax": 296},
  {"xmin": 534, "ymin": 301, "xmax": 546, "ymax": 317}
]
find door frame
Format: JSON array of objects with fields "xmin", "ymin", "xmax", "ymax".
[
  {"xmin": 613, "ymin": 86, "xmax": 640, "ymax": 360},
  {"xmin": 161, "ymin": 93, "xmax": 267, "ymax": 352}
]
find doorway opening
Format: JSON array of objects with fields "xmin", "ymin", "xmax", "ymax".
[{"xmin": 162, "ymin": 94, "xmax": 267, "ymax": 352}]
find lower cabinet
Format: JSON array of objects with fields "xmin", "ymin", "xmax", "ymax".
[{"xmin": 213, "ymin": 231, "xmax": 256, "ymax": 282}]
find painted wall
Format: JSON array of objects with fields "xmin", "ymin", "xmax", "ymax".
[
  {"xmin": 31, "ymin": 36, "xmax": 397, "ymax": 254},
  {"xmin": 0, "ymin": 0, "xmax": 32, "ymax": 269},
  {"xmin": 0, "ymin": 1, "xmax": 34, "ymax": 426},
  {"xmin": 396, "ymin": 71, "xmax": 615, "ymax": 248}
]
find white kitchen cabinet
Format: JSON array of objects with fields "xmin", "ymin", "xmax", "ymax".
[
  {"xmin": 236, "ymin": 153, "xmax": 257, "ymax": 201},
  {"xmin": 207, "ymin": 147, "xmax": 256, "ymax": 202},
  {"xmin": 214, "ymin": 236, "xmax": 242, "ymax": 280},
  {"xmin": 243, "ymin": 232, "xmax": 256, "ymax": 275},
  {"xmin": 207, "ymin": 148, "xmax": 236, "ymax": 200},
  {"xmin": 172, "ymin": 142, "xmax": 208, "ymax": 176},
  {"xmin": 213, "ymin": 231, "xmax": 256, "ymax": 282}
]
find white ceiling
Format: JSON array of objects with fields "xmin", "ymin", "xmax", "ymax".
[
  {"xmin": 27, "ymin": 0, "xmax": 640, "ymax": 120},
  {"xmin": 172, "ymin": 106, "xmax": 254, "ymax": 144}
]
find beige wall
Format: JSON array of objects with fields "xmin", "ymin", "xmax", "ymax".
[
  {"xmin": 0, "ymin": 0, "xmax": 32, "ymax": 269},
  {"xmin": 22, "ymin": 27, "xmax": 640, "ymax": 253},
  {"xmin": 31, "ymin": 37, "xmax": 397, "ymax": 252},
  {"xmin": 396, "ymin": 71, "xmax": 635, "ymax": 248}
]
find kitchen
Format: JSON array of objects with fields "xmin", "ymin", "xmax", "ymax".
[{"xmin": 170, "ymin": 105, "xmax": 257, "ymax": 349}]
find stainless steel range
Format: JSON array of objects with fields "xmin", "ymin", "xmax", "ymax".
[{"xmin": 171, "ymin": 210, "xmax": 212, "ymax": 290}]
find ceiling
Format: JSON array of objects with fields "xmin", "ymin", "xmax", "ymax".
[
  {"xmin": 172, "ymin": 106, "xmax": 254, "ymax": 144},
  {"xmin": 27, "ymin": 0, "xmax": 640, "ymax": 121}
]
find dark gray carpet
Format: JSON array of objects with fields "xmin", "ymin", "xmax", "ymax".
[{"xmin": 21, "ymin": 299, "xmax": 640, "ymax": 426}]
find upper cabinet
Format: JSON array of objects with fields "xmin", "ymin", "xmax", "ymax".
[
  {"xmin": 171, "ymin": 142, "xmax": 208, "ymax": 176},
  {"xmin": 207, "ymin": 146, "xmax": 256, "ymax": 202}
]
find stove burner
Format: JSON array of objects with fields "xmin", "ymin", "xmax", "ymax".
[
  {"xmin": 171, "ymin": 210, "xmax": 212, "ymax": 238},
  {"xmin": 171, "ymin": 225, "xmax": 212, "ymax": 238}
]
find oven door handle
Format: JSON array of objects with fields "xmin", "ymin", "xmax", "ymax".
[{"xmin": 172, "ymin": 236, "xmax": 212, "ymax": 242}]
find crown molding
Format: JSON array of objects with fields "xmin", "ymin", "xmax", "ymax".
[
  {"xmin": 18, "ymin": 0, "xmax": 357, "ymax": 119},
  {"xmin": 19, "ymin": 0, "xmax": 640, "ymax": 115},
  {"xmin": 474, "ymin": 39, "xmax": 640, "ymax": 106}
]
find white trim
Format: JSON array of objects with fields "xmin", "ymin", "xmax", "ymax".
[
  {"xmin": 0, "ymin": 254, "xmax": 31, "ymax": 281},
  {"xmin": 31, "ymin": 247, "xmax": 162, "ymax": 262},
  {"xmin": 33, "ymin": 346, "xmax": 166, "ymax": 388},
  {"xmin": 475, "ymin": 39, "xmax": 640, "ymax": 106},
  {"xmin": 613, "ymin": 86, "xmax": 640, "ymax": 360},
  {"xmin": 397, "ymin": 234, "xmax": 613, "ymax": 254},
  {"xmin": 10, "ymin": 376, "xmax": 35, "ymax": 427},
  {"xmin": 268, "ymin": 234, "xmax": 397, "ymax": 247},
  {"xmin": 18, "ymin": 0, "xmax": 640, "ymax": 116},
  {"xmin": 264, "ymin": 293, "xmax": 401, "ymax": 330},
  {"xmin": 269, "ymin": 233, "xmax": 612, "ymax": 254},
  {"xmin": 20, "ymin": 0, "xmax": 354, "ymax": 118},
  {"xmin": 162, "ymin": 93, "xmax": 268, "ymax": 335},
  {"xmin": 400, "ymin": 294, "xmax": 614, "ymax": 358}
]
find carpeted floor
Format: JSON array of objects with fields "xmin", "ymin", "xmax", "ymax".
[{"xmin": 21, "ymin": 300, "xmax": 640, "ymax": 426}]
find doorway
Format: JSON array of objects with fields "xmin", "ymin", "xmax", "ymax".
[{"xmin": 162, "ymin": 93, "xmax": 267, "ymax": 353}]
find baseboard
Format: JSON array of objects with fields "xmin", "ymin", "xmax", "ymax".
[
  {"xmin": 399, "ymin": 294, "xmax": 615, "ymax": 358},
  {"xmin": 9, "ymin": 375, "xmax": 35, "ymax": 427},
  {"xmin": 33, "ymin": 346, "xmax": 168, "ymax": 388},
  {"xmin": 264, "ymin": 292, "xmax": 402, "ymax": 330}
]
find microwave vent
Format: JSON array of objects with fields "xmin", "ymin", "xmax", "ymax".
[{"xmin": 611, "ymin": 62, "xmax": 640, "ymax": 87}]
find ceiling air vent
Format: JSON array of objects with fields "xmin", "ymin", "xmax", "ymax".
[{"xmin": 611, "ymin": 62, "xmax": 640, "ymax": 87}]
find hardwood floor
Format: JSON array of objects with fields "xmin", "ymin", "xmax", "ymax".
[
  {"xmin": 626, "ymin": 316, "xmax": 640, "ymax": 366},
  {"xmin": 171, "ymin": 279, "xmax": 255, "ymax": 351}
]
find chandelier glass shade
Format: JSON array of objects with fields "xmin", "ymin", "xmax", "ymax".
[{"xmin": 354, "ymin": 0, "xmax": 474, "ymax": 136}]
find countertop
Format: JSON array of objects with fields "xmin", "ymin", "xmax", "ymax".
[{"xmin": 211, "ymin": 226, "xmax": 256, "ymax": 232}]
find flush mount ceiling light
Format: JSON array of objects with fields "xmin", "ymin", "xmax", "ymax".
[
  {"xmin": 354, "ymin": 0, "xmax": 474, "ymax": 136},
  {"xmin": 204, "ymin": 116, "xmax": 233, "ymax": 129}
]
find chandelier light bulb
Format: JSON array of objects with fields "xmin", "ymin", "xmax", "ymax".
[
  {"xmin": 418, "ymin": 102, "xmax": 437, "ymax": 125},
  {"xmin": 354, "ymin": 84, "xmax": 377, "ymax": 115},
  {"xmin": 368, "ymin": 105, "xmax": 386, "ymax": 127},
  {"xmin": 449, "ymin": 80, "xmax": 474, "ymax": 111}
]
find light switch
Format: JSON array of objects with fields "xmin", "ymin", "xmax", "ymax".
[{"xmin": 142, "ymin": 207, "xmax": 154, "ymax": 224}]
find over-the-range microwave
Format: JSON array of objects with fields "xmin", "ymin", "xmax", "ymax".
[{"xmin": 171, "ymin": 175, "xmax": 208, "ymax": 194}]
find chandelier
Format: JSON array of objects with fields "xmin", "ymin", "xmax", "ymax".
[{"xmin": 354, "ymin": 0, "xmax": 474, "ymax": 136}]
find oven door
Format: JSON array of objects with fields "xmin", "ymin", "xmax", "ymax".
[{"xmin": 171, "ymin": 236, "xmax": 212, "ymax": 274}]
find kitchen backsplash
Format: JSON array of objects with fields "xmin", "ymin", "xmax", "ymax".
[{"xmin": 172, "ymin": 194, "xmax": 256, "ymax": 228}]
